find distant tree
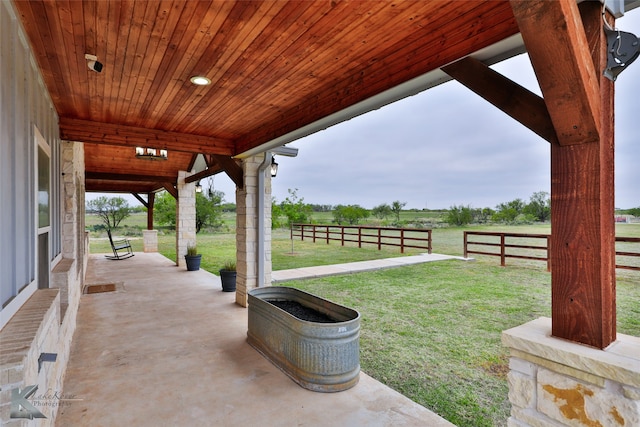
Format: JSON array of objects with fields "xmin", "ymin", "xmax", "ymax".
[
  {"xmin": 277, "ymin": 188, "xmax": 312, "ymax": 227},
  {"xmin": 153, "ymin": 190, "xmax": 224, "ymax": 232},
  {"xmin": 195, "ymin": 190, "xmax": 224, "ymax": 233},
  {"xmin": 333, "ymin": 204, "xmax": 369, "ymax": 225},
  {"xmin": 445, "ymin": 205, "xmax": 473, "ymax": 226},
  {"xmin": 474, "ymin": 207, "xmax": 495, "ymax": 223},
  {"xmin": 492, "ymin": 198, "xmax": 526, "ymax": 223},
  {"xmin": 372, "ymin": 203, "xmax": 392, "ymax": 219},
  {"xmin": 624, "ymin": 207, "xmax": 640, "ymax": 217},
  {"xmin": 154, "ymin": 191, "xmax": 177, "ymax": 227},
  {"xmin": 522, "ymin": 191, "xmax": 550, "ymax": 222},
  {"xmin": 390, "ymin": 200, "xmax": 407, "ymax": 222},
  {"xmin": 87, "ymin": 196, "xmax": 131, "ymax": 230}
]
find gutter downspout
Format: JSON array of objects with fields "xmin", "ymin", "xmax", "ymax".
[{"xmin": 257, "ymin": 152, "xmax": 272, "ymax": 288}]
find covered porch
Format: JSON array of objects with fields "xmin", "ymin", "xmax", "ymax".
[{"xmin": 56, "ymin": 253, "xmax": 453, "ymax": 426}]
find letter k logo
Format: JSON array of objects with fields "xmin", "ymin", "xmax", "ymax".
[{"xmin": 11, "ymin": 385, "xmax": 46, "ymax": 419}]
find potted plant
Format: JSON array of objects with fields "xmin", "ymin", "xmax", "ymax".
[
  {"xmin": 219, "ymin": 260, "xmax": 237, "ymax": 292},
  {"xmin": 184, "ymin": 244, "xmax": 202, "ymax": 271}
]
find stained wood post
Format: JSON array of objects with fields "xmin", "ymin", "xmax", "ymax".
[
  {"xmin": 147, "ymin": 192, "xmax": 155, "ymax": 230},
  {"xmin": 512, "ymin": 0, "xmax": 616, "ymax": 348}
]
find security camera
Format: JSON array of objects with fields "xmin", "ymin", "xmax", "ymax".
[{"xmin": 84, "ymin": 54, "xmax": 103, "ymax": 73}]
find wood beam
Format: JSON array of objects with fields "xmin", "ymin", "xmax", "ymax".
[
  {"xmin": 85, "ymin": 172, "xmax": 176, "ymax": 183},
  {"xmin": 510, "ymin": 0, "xmax": 601, "ymax": 146},
  {"xmin": 212, "ymin": 154, "xmax": 244, "ymax": 189},
  {"xmin": 442, "ymin": 57, "xmax": 557, "ymax": 144},
  {"xmin": 147, "ymin": 193, "xmax": 155, "ymax": 231},
  {"xmin": 60, "ymin": 118, "xmax": 234, "ymax": 155},
  {"xmin": 184, "ymin": 155, "xmax": 244, "ymax": 189},
  {"xmin": 131, "ymin": 193, "xmax": 149, "ymax": 209},
  {"xmin": 513, "ymin": 1, "xmax": 616, "ymax": 348},
  {"xmin": 163, "ymin": 183, "xmax": 178, "ymax": 199}
]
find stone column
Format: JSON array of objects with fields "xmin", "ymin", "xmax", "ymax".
[
  {"xmin": 143, "ymin": 230, "xmax": 158, "ymax": 252},
  {"xmin": 502, "ymin": 317, "xmax": 640, "ymax": 427},
  {"xmin": 176, "ymin": 171, "xmax": 196, "ymax": 267},
  {"xmin": 235, "ymin": 154, "xmax": 272, "ymax": 307}
]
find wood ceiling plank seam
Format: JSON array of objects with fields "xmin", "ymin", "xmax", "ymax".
[
  {"xmin": 164, "ymin": 0, "xmax": 290, "ymax": 130},
  {"xmin": 68, "ymin": 0, "xmax": 91, "ymax": 119},
  {"xmin": 126, "ymin": 0, "xmax": 218, "ymax": 122},
  {"xmin": 113, "ymin": 1, "xmax": 150, "ymax": 120},
  {"xmin": 207, "ymin": 0, "xmax": 385, "ymax": 134},
  {"xmin": 136, "ymin": 0, "xmax": 214, "ymax": 124},
  {"xmin": 12, "ymin": 3, "xmax": 58, "ymax": 108},
  {"xmin": 154, "ymin": 1, "xmax": 242, "ymax": 130},
  {"xmin": 103, "ymin": 0, "xmax": 131, "ymax": 122},
  {"xmin": 214, "ymin": 1, "xmax": 435, "ymax": 133},
  {"xmin": 89, "ymin": 0, "xmax": 110, "ymax": 121},
  {"xmin": 124, "ymin": 0, "xmax": 177, "ymax": 120},
  {"xmin": 298, "ymin": 4, "xmax": 517, "ymax": 113},
  {"xmin": 230, "ymin": 2, "xmax": 500, "ymax": 147},
  {"xmin": 26, "ymin": 1, "xmax": 71, "ymax": 115},
  {"xmin": 183, "ymin": 0, "xmax": 365, "ymax": 133},
  {"xmin": 266, "ymin": 1, "xmax": 490, "ymax": 112},
  {"xmin": 55, "ymin": 0, "xmax": 85, "ymax": 119},
  {"xmin": 180, "ymin": 1, "xmax": 326, "ymax": 134},
  {"xmin": 137, "ymin": 0, "xmax": 215, "ymax": 124},
  {"xmin": 234, "ymin": 9, "xmax": 518, "ymax": 153},
  {"xmin": 153, "ymin": 1, "xmax": 261, "ymax": 130}
]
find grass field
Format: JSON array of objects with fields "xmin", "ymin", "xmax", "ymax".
[{"xmin": 87, "ymin": 213, "xmax": 640, "ymax": 426}]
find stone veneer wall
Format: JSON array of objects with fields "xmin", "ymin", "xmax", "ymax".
[
  {"xmin": 502, "ymin": 317, "xmax": 640, "ymax": 427},
  {"xmin": 176, "ymin": 171, "xmax": 196, "ymax": 268},
  {"xmin": 142, "ymin": 230, "xmax": 158, "ymax": 253},
  {"xmin": 235, "ymin": 154, "xmax": 272, "ymax": 307},
  {"xmin": 0, "ymin": 141, "xmax": 86, "ymax": 426}
]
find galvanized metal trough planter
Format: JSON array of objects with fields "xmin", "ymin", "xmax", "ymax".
[{"xmin": 247, "ymin": 286, "xmax": 361, "ymax": 392}]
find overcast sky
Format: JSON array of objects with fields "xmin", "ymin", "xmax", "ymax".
[{"xmin": 111, "ymin": 11, "xmax": 640, "ymax": 211}]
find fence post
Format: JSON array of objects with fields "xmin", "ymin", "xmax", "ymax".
[
  {"xmin": 500, "ymin": 233, "xmax": 506, "ymax": 267},
  {"xmin": 341, "ymin": 226, "xmax": 345, "ymax": 246},
  {"xmin": 301, "ymin": 224, "xmax": 304, "ymax": 241},
  {"xmin": 326, "ymin": 225, "xmax": 329, "ymax": 244},
  {"xmin": 464, "ymin": 231, "xmax": 468, "ymax": 258},
  {"xmin": 546, "ymin": 235, "xmax": 551, "ymax": 272},
  {"xmin": 312, "ymin": 225, "xmax": 316, "ymax": 243},
  {"xmin": 378, "ymin": 228, "xmax": 382, "ymax": 250},
  {"xmin": 358, "ymin": 227, "xmax": 362, "ymax": 248},
  {"xmin": 400, "ymin": 229, "xmax": 405, "ymax": 254},
  {"xmin": 428, "ymin": 229, "xmax": 432, "ymax": 254}
]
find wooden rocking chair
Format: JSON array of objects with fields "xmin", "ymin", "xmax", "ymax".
[{"xmin": 106, "ymin": 229, "xmax": 134, "ymax": 260}]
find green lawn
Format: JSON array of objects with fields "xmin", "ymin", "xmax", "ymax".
[{"xmin": 87, "ymin": 214, "xmax": 640, "ymax": 426}]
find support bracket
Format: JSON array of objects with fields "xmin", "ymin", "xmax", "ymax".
[
  {"xmin": 38, "ymin": 353, "xmax": 57, "ymax": 373},
  {"xmin": 604, "ymin": 27, "xmax": 640, "ymax": 81}
]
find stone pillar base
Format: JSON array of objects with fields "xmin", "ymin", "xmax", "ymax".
[
  {"xmin": 502, "ymin": 317, "xmax": 640, "ymax": 427},
  {"xmin": 142, "ymin": 230, "xmax": 158, "ymax": 252}
]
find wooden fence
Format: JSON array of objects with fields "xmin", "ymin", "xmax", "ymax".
[
  {"xmin": 464, "ymin": 231, "xmax": 640, "ymax": 272},
  {"xmin": 291, "ymin": 224, "xmax": 432, "ymax": 254}
]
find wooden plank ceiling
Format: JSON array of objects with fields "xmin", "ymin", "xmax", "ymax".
[{"xmin": 14, "ymin": 0, "xmax": 519, "ymax": 193}]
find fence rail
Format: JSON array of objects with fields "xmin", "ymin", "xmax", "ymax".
[
  {"xmin": 464, "ymin": 231, "xmax": 640, "ymax": 272},
  {"xmin": 291, "ymin": 224, "xmax": 432, "ymax": 254}
]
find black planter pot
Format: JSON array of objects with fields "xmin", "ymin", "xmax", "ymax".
[
  {"xmin": 185, "ymin": 254, "xmax": 202, "ymax": 271},
  {"xmin": 219, "ymin": 269, "xmax": 237, "ymax": 292}
]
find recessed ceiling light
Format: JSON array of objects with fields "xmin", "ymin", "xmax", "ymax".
[{"xmin": 190, "ymin": 76, "xmax": 211, "ymax": 86}]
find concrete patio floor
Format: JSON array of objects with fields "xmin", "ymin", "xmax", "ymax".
[{"xmin": 56, "ymin": 253, "xmax": 455, "ymax": 426}]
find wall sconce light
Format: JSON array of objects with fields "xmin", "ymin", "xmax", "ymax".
[
  {"xmin": 195, "ymin": 181, "xmax": 202, "ymax": 193},
  {"xmin": 604, "ymin": 27, "xmax": 639, "ymax": 81},
  {"xmin": 270, "ymin": 156, "xmax": 278, "ymax": 178},
  {"xmin": 85, "ymin": 53, "xmax": 103, "ymax": 73},
  {"xmin": 135, "ymin": 147, "xmax": 168, "ymax": 160}
]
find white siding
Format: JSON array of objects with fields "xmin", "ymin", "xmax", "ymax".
[{"xmin": 0, "ymin": 0, "xmax": 61, "ymax": 318}]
